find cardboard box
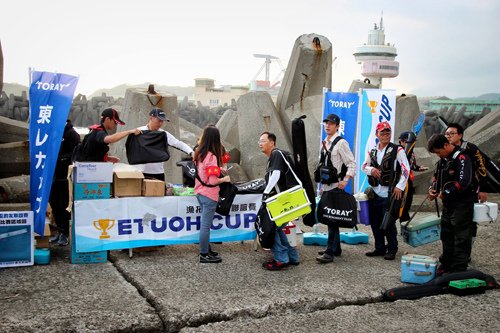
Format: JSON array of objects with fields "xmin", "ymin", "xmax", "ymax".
[
  {"xmin": 113, "ymin": 169, "xmax": 144, "ymax": 197},
  {"xmin": 34, "ymin": 220, "xmax": 52, "ymax": 249},
  {"xmin": 74, "ymin": 183, "xmax": 111, "ymax": 200},
  {"xmin": 142, "ymin": 179, "xmax": 165, "ymax": 197},
  {"xmin": 74, "ymin": 162, "xmax": 113, "ymax": 183},
  {"xmin": 70, "ymin": 222, "xmax": 107, "ymax": 264}
]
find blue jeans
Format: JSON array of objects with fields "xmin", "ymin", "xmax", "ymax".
[
  {"xmin": 196, "ymin": 194, "xmax": 218, "ymax": 254},
  {"xmin": 368, "ymin": 196, "xmax": 398, "ymax": 254},
  {"xmin": 325, "ymin": 225, "xmax": 341, "ymax": 256},
  {"xmin": 272, "ymin": 227, "xmax": 300, "ymax": 264}
]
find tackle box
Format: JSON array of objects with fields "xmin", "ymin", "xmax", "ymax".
[
  {"xmin": 401, "ymin": 215, "xmax": 441, "ymax": 247},
  {"xmin": 401, "ymin": 254, "xmax": 438, "ymax": 284}
]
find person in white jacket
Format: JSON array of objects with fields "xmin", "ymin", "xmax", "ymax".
[{"xmin": 135, "ymin": 108, "xmax": 193, "ymax": 181}]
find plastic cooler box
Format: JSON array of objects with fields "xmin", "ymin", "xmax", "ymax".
[
  {"xmin": 401, "ymin": 215, "xmax": 441, "ymax": 247},
  {"xmin": 473, "ymin": 202, "xmax": 498, "ymax": 224},
  {"xmin": 401, "ymin": 254, "xmax": 438, "ymax": 284},
  {"xmin": 265, "ymin": 185, "xmax": 311, "ymax": 227}
]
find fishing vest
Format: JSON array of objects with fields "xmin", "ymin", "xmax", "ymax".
[{"xmin": 367, "ymin": 142, "xmax": 400, "ymax": 187}]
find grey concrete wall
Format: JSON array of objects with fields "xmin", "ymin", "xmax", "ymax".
[
  {"xmin": 395, "ymin": 94, "xmax": 426, "ymax": 148},
  {"xmin": 276, "ymin": 34, "xmax": 332, "ymax": 140},
  {"xmin": 237, "ymin": 91, "xmax": 291, "ymax": 180}
]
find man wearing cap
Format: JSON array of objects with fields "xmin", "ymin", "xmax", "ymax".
[
  {"xmin": 135, "ymin": 108, "xmax": 193, "ymax": 181},
  {"xmin": 83, "ymin": 108, "xmax": 141, "ymax": 162},
  {"xmin": 316, "ymin": 113, "xmax": 356, "ymax": 264},
  {"xmin": 361, "ymin": 121, "xmax": 410, "ymax": 260}
]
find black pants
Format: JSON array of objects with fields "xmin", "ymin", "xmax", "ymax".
[
  {"xmin": 49, "ymin": 179, "xmax": 71, "ymax": 235},
  {"xmin": 368, "ymin": 196, "xmax": 398, "ymax": 254},
  {"xmin": 440, "ymin": 202, "xmax": 475, "ymax": 272}
]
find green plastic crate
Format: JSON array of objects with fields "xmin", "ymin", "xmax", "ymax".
[{"xmin": 449, "ymin": 278, "xmax": 486, "ymax": 289}]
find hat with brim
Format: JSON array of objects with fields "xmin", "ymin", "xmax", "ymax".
[
  {"xmin": 149, "ymin": 108, "xmax": 169, "ymax": 122},
  {"xmin": 322, "ymin": 113, "xmax": 340, "ymax": 125},
  {"xmin": 101, "ymin": 108, "xmax": 125, "ymax": 125}
]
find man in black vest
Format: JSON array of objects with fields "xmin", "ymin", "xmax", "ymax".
[
  {"xmin": 84, "ymin": 108, "xmax": 141, "ymax": 162},
  {"xmin": 316, "ymin": 114, "xmax": 356, "ymax": 264},
  {"xmin": 445, "ymin": 123, "xmax": 487, "ymax": 202},
  {"xmin": 427, "ymin": 134, "xmax": 476, "ymax": 273},
  {"xmin": 361, "ymin": 121, "xmax": 410, "ymax": 260}
]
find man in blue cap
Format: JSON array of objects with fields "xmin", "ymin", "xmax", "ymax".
[
  {"xmin": 135, "ymin": 108, "xmax": 193, "ymax": 181},
  {"xmin": 316, "ymin": 113, "xmax": 356, "ymax": 264}
]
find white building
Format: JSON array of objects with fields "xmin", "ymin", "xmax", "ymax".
[
  {"xmin": 194, "ymin": 78, "xmax": 249, "ymax": 108},
  {"xmin": 353, "ymin": 16, "xmax": 399, "ymax": 87}
]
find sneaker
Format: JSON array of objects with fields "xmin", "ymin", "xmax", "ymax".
[
  {"xmin": 208, "ymin": 246, "xmax": 218, "ymax": 257},
  {"xmin": 318, "ymin": 250, "xmax": 342, "ymax": 257},
  {"xmin": 365, "ymin": 250, "xmax": 386, "ymax": 257},
  {"xmin": 316, "ymin": 253, "xmax": 334, "ymax": 263},
  {"xmin": 57, "ymin": 234, "xmax": 69, "ymax": 246},
  {"xmin": 262, "ymin": 259, "xmax": 288, "ymax": 271},
  {"xmin": 49, "ymin": 233, "xmax": 60, "ymax": 244},
  {"xmin": 199, "ymin": 253, "xmax": 222, "ymax": 263},
  {"xmin": 384, "ymin": 253, "xmax": 396, "ymax": 260}
]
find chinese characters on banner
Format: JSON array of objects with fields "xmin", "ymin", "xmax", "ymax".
[
  {"xmin": 321, "ymin": 91, "xmax": 359, "ymax": 194},
  {"xmin": 321, "ymin": 89, "xmax": 396, "ymax": 194},
  {"xmin": 29, "ymin": 71, "xmax": 78, "ymax": 235}
]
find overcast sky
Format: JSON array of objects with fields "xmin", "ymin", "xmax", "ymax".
[{"xmin": 1, "ymin": 0, "xmax": 499, "ymax": 98}]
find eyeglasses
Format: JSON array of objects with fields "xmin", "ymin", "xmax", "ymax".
[
  {"xmin": 445, "ymin": 132, "xmax": 457, "ymax": 136},
  {"xmin": 258, "ymin": 140, "xmax": 268, "ymax": 144},
  {"xmin": 378, "ymin": 131, "xmax": 391, "ymax": 136}
]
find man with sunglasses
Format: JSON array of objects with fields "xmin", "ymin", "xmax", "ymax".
[
  {"xmin": 80, "ymin": 108, "xmax": 141, "ymax": 162},
  {"xmin": 361, "ymin": 121, "xmax": 410, "ymax": 260},
  {"xmin": 445, "ymin": 123, "xmax": 487, "ymax": 202}
]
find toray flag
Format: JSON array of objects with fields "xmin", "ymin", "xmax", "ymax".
[
  {"xmin": 321, "ymin": 91, "xmax": 359, "ymax": 194},
  {"xmin": 355, "ymin": 89, "xmax": 396, "ymax": 193},
  {"xmin": 29, "ymin": 70, "xmax": 78, "ymax": 235}
]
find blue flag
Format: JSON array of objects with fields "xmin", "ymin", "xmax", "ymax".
[
  {"xmin": 29, "ymin": 71, "xmax": 78, "ymax": 235},
  {"xmin": 322, "ymin": 91, "xmax": 359, "ymax": 194}
]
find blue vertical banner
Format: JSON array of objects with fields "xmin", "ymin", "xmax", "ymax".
[
  {"xmin": 29, "ymin": 70, "xmax": 79, "ymax": 235},
  {"xmin": 355, "ymin": 89, "xmax": 396, "ymax": 193},
  {"xmin": 322, "ymin": 91, "xmax": 359, "ymax": 194}
]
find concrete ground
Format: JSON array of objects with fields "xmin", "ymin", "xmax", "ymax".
[{"xmin": 1, "ymin": 195, "xmax": 499, "ymax": 333}]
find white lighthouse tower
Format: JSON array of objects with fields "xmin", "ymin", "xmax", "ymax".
[{"xmin": 353, "ymin": 16, "xmax": 399, "ymax": 87}]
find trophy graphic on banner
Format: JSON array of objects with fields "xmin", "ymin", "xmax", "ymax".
[
  {"xmin": 93, "ymin": 219, "xmax": 115, "ymax": 239},
  {"xmin": 368, "ymin": 100, "xmax": 378, "ymax": 114}
]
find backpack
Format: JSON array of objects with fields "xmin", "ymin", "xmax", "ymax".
[
  {"xmin": 314, "ymin": 136, "xmax": 347, "ymax": 184},
  {"xmin": 71, "ymin": 126, "xmax": 103, "ymax": 162}
]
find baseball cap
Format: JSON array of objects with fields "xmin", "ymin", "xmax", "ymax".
[
  {"xmin": 376, "ymin": 121, "xmax": 391, "ymax": 132},
  {"xmin": 101, "ymin": 108, "xmax": 125, "ymax": 125},
  {"xmin": 322, "ymin": 113, "xmax": 340, "ymax": 125},
  {"xmin": 149, "ymin": 108, "xmax": 168, "ymax": 121}
]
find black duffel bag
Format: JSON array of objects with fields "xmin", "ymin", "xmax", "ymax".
[
  {"xmin": 126, "ymin": 130, "xmax": 169, "ymax": 165},
  {"xmin": 316, "ymin": 188, "xmax": 358, "ymax": 228},
  {"xmin": 255, "ymin": 205, "xmax": 275, "ymax": 249}
]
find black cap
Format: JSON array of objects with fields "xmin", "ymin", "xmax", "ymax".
[
  {"xmin": 323, "ymin": 113, "xmax": 340, "ymax": 125},
  {"xmin": 149, "ymin": 108, "xmax": 168, "ymax": 121},
  {"xmin": 399, "ymin": 131, "xmax": 416, "ymax": 141},
  {"xmin": 101, "ymin": 108, "xmax": 125, "ymax": 125}
]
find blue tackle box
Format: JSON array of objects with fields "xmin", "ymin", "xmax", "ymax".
[
  {"xmin": 303, "ymin": 232, "xmax": 328, "ymax": 246},
  {"xmin": 401, "ymin": 215, "xmax": 441, "ymax": 247},
  {"xmin": 401, "ymin": 254, "xmax": 438, "ymax": 284},
  {"xmin": 340, "ymin": 230, "xmax": 369, "ymax": 244}
]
